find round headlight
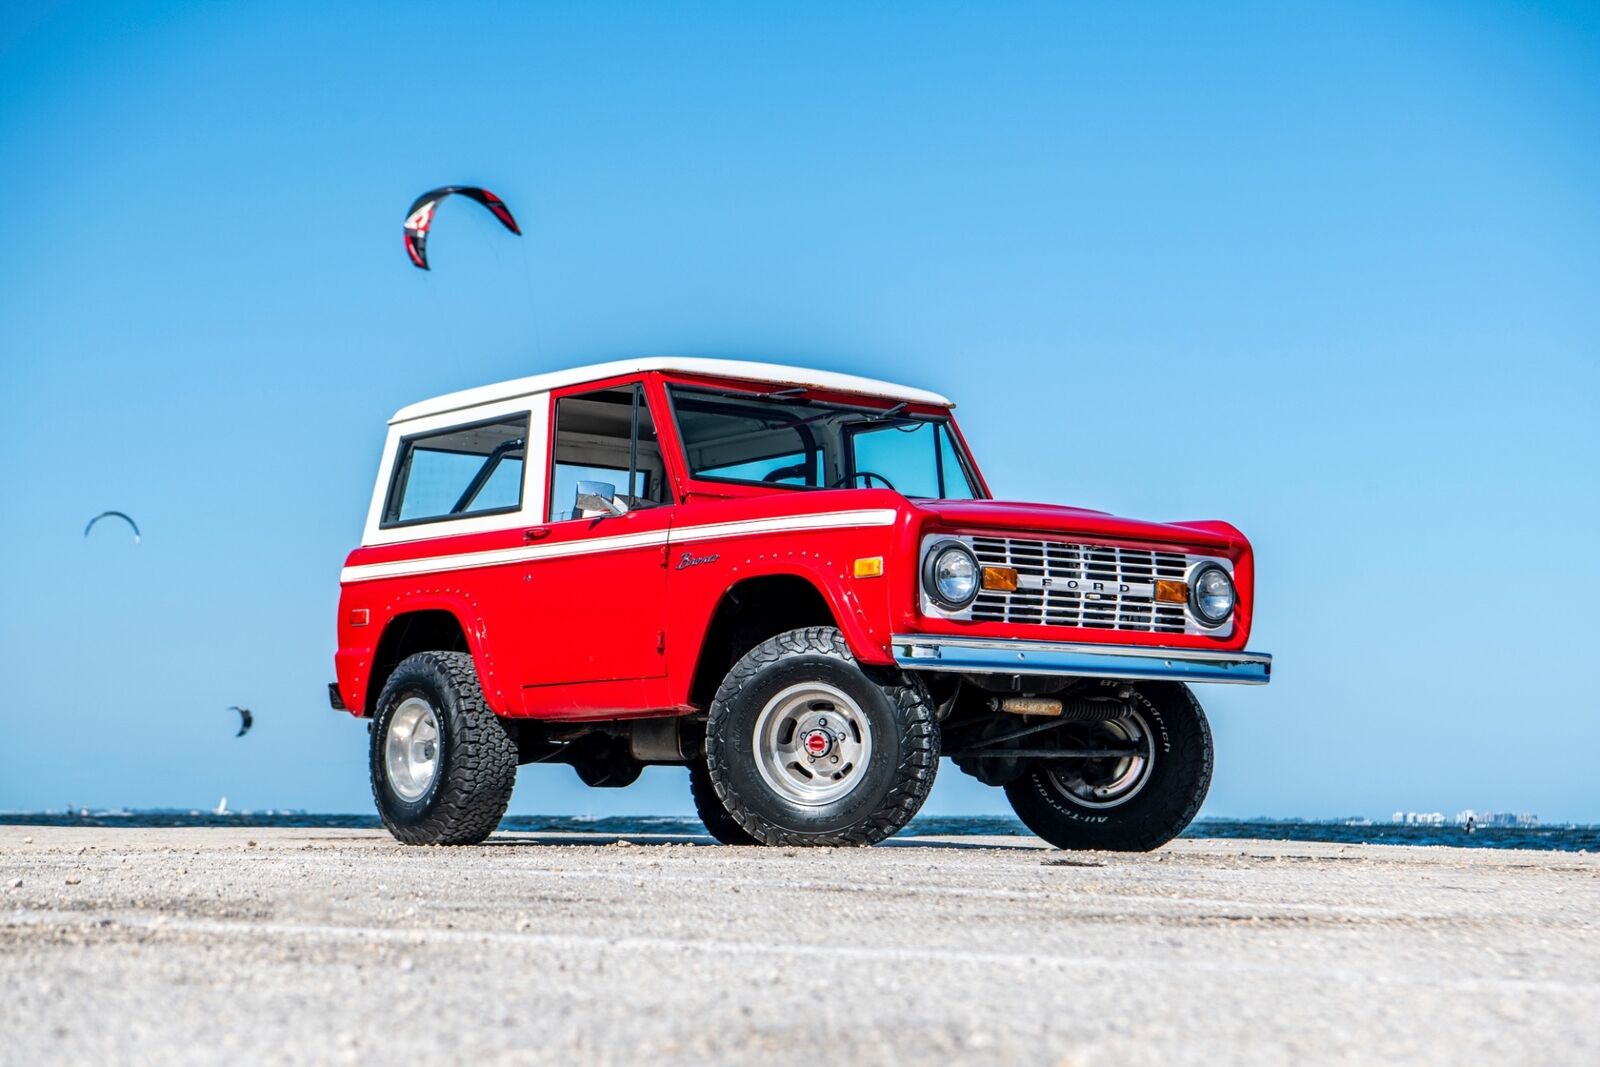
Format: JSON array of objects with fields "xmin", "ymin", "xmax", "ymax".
[
  {"xmin": 923, "ymin": 541, "xmax": 978, "ymax": 609},
  {"xmin": 1189, "ymin": 564, "xmax": 1236, "ymax": 626}
]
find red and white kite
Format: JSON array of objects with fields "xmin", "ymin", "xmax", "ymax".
[{"xmin": 403, "ymin": 186, "xmax": 521, "ymax": 270}]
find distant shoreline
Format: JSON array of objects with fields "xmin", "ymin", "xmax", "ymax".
[{"xmin": 1, "ymin": 811, "xmax": 1594, "ymax": 852}]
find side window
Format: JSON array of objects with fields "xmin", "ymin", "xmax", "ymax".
[
  {"xmin": 383, "ymin": 414, "xmax": 528, "ymax": 526},
  {"xmin": 549, "ymin": 385, "xmax": 671, "ymax": 521}
]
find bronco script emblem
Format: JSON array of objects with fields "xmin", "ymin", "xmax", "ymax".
[{"xmin": 676, "ymin": 550, "xmax": 720, "ymax": 570}]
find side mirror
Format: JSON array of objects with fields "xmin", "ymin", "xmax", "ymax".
[{"xmin": 574, "ymin": 480, "xmax": 625, "ymax": 517}]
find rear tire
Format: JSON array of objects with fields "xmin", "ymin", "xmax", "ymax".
[
  {"xmin": 370, "ymin": 651, "xmax": 518, "ymax": 845},
  {"xmin": 1004, "ymin": 682, "xmax": 1212, "ymax": 852},
  {"xmin": 705, "ymin": 627, "xmax": 938, "ymax": 846}
]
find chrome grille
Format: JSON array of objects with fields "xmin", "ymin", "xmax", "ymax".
[{"xmin": 971, "ymin": 536, "xmax": 1190, "ymax": 633}]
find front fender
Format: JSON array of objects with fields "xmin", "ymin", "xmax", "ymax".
[
  {"xmin": 662, "ymin": 537, "xmax": 901, "ymax": 709},
  {"xmin": 720, "ymin": 556, "xmax": 894, "ymax": 667}
]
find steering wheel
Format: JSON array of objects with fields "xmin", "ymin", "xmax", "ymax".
[{"xmin": 830, "ymin": 470, "xmax": 897, "ymax": 490}]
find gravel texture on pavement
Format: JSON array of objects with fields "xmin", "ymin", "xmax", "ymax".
[{"xmin": 2, "ymin": 826, "xmax": 1597, "ymax": 1065}]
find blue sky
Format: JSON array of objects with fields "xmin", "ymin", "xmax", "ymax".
[{"xmin": 2, "ymin": 2, "xmax": 1596, "ymax": 821}]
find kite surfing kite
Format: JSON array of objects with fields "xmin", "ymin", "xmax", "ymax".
[
  {"xmin": 403, "ymin": 186, "xmax": 521, "ymax": 270},
  {"xmin": 84, "ymin": 511, "xmax": 141, "ymax": 543},
  {"xmin": 230, "ymin": 706, "xmax": 253, "ymax": 738}
]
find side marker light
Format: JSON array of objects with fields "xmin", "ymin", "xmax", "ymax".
[{"xmin": 853, "ymin": 557, "xmax": 884, "ymax": 578}]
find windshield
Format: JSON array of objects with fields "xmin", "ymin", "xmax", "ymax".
[{"xmin": 666, "ymin": 384, "xmax": 980, "ymax": 499}]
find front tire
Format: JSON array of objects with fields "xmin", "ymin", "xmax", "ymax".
[
  {"xmin": 1004, "ymin": 682, "xmax": 1212, "ymax": 852},
  {"xmin": 705, "ymin": 627, "xmax": 939, "ymax": 846},
  {"xmin": 370, "ymin": 651, "xmax": 518, "ymax": 845}
]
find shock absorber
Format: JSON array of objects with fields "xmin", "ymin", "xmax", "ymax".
[{"xmin": 988, "ymin": 696, "xmax": 1134, "ymax": 721}]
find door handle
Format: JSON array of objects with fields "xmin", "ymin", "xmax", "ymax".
[{"xmin": 523, "ymin": 527, "xmax": 552, "ymax": 542}]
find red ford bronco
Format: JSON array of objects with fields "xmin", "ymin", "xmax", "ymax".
[{"xmin": 332, "ymin": 359, "xmax": 1270, "ymax": 849}]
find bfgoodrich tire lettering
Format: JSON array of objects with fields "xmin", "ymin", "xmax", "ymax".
[
  {"xmin": 705, "ymin": 627, "xmax": 939, "ymax": 846},
  {"xmin": 370, "ymin": 650, "xmax": 518, "ymax": 845},
  {"xmin": 1004, "ymin": 682, "xmax": 1213, "ymax": 852}
]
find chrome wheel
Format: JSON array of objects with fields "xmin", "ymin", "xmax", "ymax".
[
  {"xmin": 385, "ymin": 697, "xmax": 441, "ymax": 802},
  {"xmin": 752, "ymin": 682, "xmax": 874, "ymax": 807},
  {"xmin": 1045, "ymin": 709, "xmax": 1155, "ymax": 809}
]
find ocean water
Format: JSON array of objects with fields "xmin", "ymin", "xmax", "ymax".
[{"xmin": 2, "ymin": 811, "xmax": 1595, "ymax": 852}]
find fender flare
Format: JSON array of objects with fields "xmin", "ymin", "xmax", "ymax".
[
  {"xmin": 362, "ymin": 589, "xmax": 513, "ymax": 715},
  {"xmin": 701, "ymin": 557, "xmax": 894, "ymax": 667}
]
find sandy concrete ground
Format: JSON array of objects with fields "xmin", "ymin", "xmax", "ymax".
[{"xmin": 1, "ymin": 827, "xmax": 1597, "ymax": 1066}]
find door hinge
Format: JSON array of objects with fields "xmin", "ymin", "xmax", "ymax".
[
  {"xmin": 656, "ymin": 630, "xmax": 666, "ymax": 653},
  {"xmin": 659, "ymin": 543, "xmax": 669, "ymax": 568}
]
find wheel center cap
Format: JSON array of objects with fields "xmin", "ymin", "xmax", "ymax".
[{"xmin": 802, "ymin": 729, "xmax": 833, "ymax": 757}]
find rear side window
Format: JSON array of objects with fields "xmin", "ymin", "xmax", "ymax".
[{"xmin": 383, "ymin": 414, "xmax": 528, "ymax": 527}]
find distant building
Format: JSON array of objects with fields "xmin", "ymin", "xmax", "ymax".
[
  {"xmin": 1404, "ymin": 809, "xmax": 1543, "ymax": 829},
  {"xmin": 1479, "ymin": 811, "xmax": 1540, "ymax": 828},
  {"xmin": 1392, "ymin": 811, "xmax": 1447, "ymax": 826}
]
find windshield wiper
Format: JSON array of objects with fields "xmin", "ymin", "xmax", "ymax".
[{"xmin": 861, "ymin": 402, "xmax": 908, "ymax": 422}]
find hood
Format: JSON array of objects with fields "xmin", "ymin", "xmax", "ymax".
[{"xmin": 912, "ymin": 499, "xmax": 1242, "ymax": 552}]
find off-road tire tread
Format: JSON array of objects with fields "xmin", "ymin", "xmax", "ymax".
[
  {"xmin": 371, "ymin": 651, "xmax": 518, "ymax": 846},
  {"xmin": 688, "ymin": 758, "xmax": 759, "ymax": 845},
  {"xmin": 1006, "ymin": 682, "xmax": 1212, "ymax": 852},
  {"xmin": 705, "ymin": 627, "xmax": 938, "ymax": 847}
]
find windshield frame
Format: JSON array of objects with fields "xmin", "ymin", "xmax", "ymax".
[{"xmin": 659, "ymin": 373, "xmax": 989, "ymax": 500}]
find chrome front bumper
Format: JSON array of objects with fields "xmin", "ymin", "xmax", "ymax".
[{"xmin": 889, "ymin": 635, "xmax": 1273, "ymax": 685}]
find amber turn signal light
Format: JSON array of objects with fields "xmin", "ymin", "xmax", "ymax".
[
  {"xmin": 1155, "ymin": 579, "xmax": 1189, "ymax": 604},
  {"xmin": 853, "ymin": 556, "xmax": 884, "ymax": 578},
  {"xmin": 981, "ymin": 566, "xmax": 1019, "ymax": 592}
]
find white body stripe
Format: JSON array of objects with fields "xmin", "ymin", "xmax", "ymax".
[
  {"xmin": 668, "ymin": 509, "xmax": 899, "ymax": 545},
  {"xmin": 339, "ymin": 509, "xmax": 898, "ymax": 584}
]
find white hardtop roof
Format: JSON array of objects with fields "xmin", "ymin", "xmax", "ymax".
[{"xmin": 390, "ymin": 357, "xmax": 952, "ymax": 424}]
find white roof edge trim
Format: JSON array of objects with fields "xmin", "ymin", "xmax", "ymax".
[{"xmin": 389, "ymin": 357, "xmax": 953, "ymax": 424}]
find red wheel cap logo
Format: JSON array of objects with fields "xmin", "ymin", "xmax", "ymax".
[{"xmin": 804, "ymin": 730, "xmax": 831, "ymax": 756}]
